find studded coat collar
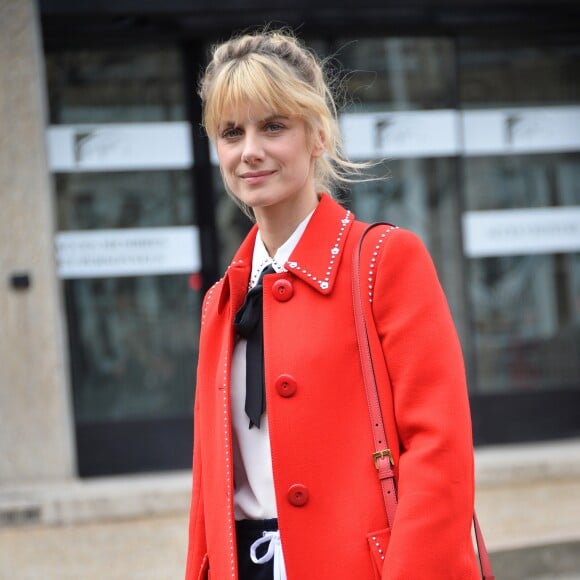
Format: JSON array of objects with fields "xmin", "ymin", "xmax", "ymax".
[{"xmin": 219, "ymin": 194, "xmax": 354, "ymax": 308}]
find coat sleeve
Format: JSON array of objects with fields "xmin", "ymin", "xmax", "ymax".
[
  {"xmin": 371, "ymin": 229, "xmax": 479, "ymax": 579},
  {"xmin": 184, "ymin": 386, "xmax": 208, "ymax": 579}
]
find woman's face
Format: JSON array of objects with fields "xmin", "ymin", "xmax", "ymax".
[{"xmin": 215, "ymin": 102, "xmax": 324, "ymax": 221}]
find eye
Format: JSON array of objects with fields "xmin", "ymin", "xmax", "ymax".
[
  {"xmin": 220, "ymin": 126, "xmax": 241, "ymax": 139},
  {"xmin": 265, "ymin": 122, "xmax": 284, "ymax": 133}
]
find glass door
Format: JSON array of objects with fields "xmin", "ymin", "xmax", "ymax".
[
  {"xmin": 458, "ymin": 36, "xmax": 580, "ymax": 443},
  {"xmin": 46, "ymin": 46, "xmax": 203, "ymax": 475},
  {"xmin": 328, "ymin": 34, "xmax": 580, "ymax": 444}
]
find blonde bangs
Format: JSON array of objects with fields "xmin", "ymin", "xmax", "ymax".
[{"xmin": 203, "ymin": 54, "xmax": 324, "ymax": 140}]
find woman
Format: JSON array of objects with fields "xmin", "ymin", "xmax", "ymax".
[{"xmin": 186, "ymin": 29, "xmax": 481, "ymax": 580}]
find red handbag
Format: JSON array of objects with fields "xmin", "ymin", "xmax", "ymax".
[{"xmin": 352, "ymin": 223, "xmax": 495, "ymax": 580}]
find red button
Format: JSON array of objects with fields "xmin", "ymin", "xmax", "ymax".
[
  {"xmin": 287, "ymin": 484, "xmax": 309, "ymax": 507},
  {"xmin": 275, "ymin": 374, "xmax": 297, "ymax": 398},
  {"xmin": 272, "ymin": 279, "xmax": 293, "ymax": 302}
]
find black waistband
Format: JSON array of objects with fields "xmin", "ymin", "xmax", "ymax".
[{"xmin": 235, "ymin": 518, "xmax": 278, "ymax": 534}]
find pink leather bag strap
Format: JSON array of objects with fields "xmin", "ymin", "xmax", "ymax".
[
  {"xmin": 352, "ymin": 223, "xmax": 495, "ymax": 580},
  {"xmin": 352, "ymin": 224, "xmax": 398, "ymax": 529}
]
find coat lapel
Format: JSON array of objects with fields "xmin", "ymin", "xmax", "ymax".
[
  {"xmin": 285, "ymin": 194, "xmax": 354, "ymax": 295},
  {"xmin": 217, "ymin": 226, "xmax": 257, "ymax": 316},
  {"xmin": 217, "ymin": 193, "xmax": 355, "ymax": 310}
]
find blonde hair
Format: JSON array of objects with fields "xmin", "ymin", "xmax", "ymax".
[{"xmin": 199, "ymin": 29, "xmax": 366, "ymax": 218}]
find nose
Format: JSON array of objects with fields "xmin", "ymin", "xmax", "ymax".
[{"xmin": 241, "ymin": 131, "xmax": 264, "ymax": 164}]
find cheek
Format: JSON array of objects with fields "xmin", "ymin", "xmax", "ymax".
[
  {"xmin": 219, "ymin": 160, "xmax": 239, "ymax": 191},
  {"xmin": 216, "ymin": 145, "xmax": 236, "ymax": 171},
  {"xmin": 216, "ymin": 151, "xmax": 234, "ymax": 184},
  {"xmin": 221, "ymin": 168, "xmax": 236, "ymax": 191}
]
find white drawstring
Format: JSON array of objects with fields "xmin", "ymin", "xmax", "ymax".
[{"xmin": 250, "ymin": 530, "xmax": 287, "ymax": 580}]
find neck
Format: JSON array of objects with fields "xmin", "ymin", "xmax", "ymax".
[{"xmin": 254, "ymin": 195, "xmax": 319, "ymax": 256}]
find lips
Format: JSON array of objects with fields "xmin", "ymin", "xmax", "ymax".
[{"xmin": 240, "ymin": 170, "xmax": 276, "ymax": 185}]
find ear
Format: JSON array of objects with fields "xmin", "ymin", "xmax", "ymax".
[{"xmin": 310, "ymin": 127, "xmax": 326, "ymax": 159}]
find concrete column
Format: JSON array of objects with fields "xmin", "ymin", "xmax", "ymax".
[{"xmin": 0, "ymin": 0, "xmax": 76, "ymax": 482}]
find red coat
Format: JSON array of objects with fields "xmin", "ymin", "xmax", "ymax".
[{"xmin": 186, "ymin": 194, "xmax": 480, "ymax": 580}]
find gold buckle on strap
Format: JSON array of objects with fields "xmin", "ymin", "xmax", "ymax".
[{"xmin": 372, "ymin": 449, "xmax": 394, "ymax": 468}]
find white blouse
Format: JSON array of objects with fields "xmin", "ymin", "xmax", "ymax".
[{"xmin": 231, "ymin": 210, "xmax": 314, "ymax": 520}]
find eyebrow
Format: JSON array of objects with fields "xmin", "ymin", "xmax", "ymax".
[
  {"xmin": 220, "ymin": 114, "xmax": 289, "ymax": 129},
  {"xmin": 262, "ymin": 114, "xmax": 288, "ymax": 122}
]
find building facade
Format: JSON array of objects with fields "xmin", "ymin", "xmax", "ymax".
[{"xmin": 1, "ymin": 0, "xmax": 579, "ymax": 481}]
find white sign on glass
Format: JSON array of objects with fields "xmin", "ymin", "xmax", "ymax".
[
  {"xmin": 56, "ymin": 226, "xmax": 201, "ymax": 279},
  {"xmin": 340, "ymin": 110, "xmax": 460, "ymax": 160},
  {"xmin": 462, "ymin": 106, "xmax": 580, "ymax": 156},
  {"xmin": 462, "ymin": 207, "xmax": 580, "ymax": 258},
  {"xmin": 339, "ymin": 106, "xmax": 580, "ymax": 159},
  {"xmin": 47, "ymin": 122, "xmax": 193, "ymax": 172}
]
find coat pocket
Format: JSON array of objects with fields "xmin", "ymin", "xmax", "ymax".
[
  {"xmin": 367, "ymin": 528, "xmax": 391, "ymax": 579},
  {"xmin": 197, "ymin": 554, "xmax": 210, "ymax": 580}
]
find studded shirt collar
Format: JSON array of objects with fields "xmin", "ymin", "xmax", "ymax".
[{"xmin": 248, "ymin": 208, "xmax": 315, "ymax": 289}]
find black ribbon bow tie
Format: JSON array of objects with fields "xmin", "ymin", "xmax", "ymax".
[{"xmin": 234, "ymin": 265, "xmax": 276, "ymax": 429}]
